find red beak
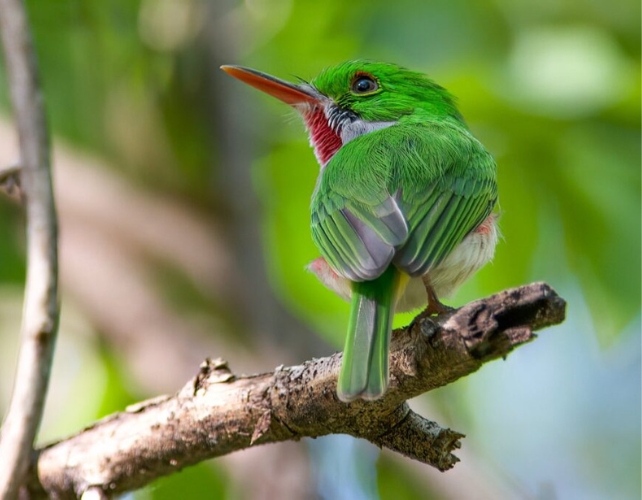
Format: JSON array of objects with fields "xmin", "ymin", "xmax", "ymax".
[{"xmin": 220, "ymin": 65, "xmax": 320, "ymax": 106}]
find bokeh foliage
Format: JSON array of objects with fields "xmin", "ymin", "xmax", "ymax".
[{"xmin": 0, "ymin": 0, "xmax": 639, "ymax": 498}]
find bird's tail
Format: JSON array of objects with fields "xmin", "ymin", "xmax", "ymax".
[{"xmin": 337, "ymin": 266, "xmax": 399, "ymax": 402}]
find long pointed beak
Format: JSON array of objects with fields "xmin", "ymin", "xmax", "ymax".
[{"xmin": 220, "ymin": 65, "xmax": 320, "ymax": 106}]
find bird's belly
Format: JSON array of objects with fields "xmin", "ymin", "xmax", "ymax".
[
  {"xmin": 426, "ymin": 212, "xmax": 499, "ymax": 299},
  {"xmin": 391, "ymin": 213, "xmax": 499, "ymax": 312}
]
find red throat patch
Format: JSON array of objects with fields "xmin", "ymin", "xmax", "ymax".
[{"xmin": 304, "ymin": 109, "xmax": 343, "ymax": 165}]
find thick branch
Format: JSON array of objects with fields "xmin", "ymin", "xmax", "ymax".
[
  {"xmin": 21, "ymin": 283, "xmax": 565, "ymax": 499},
  {"xmin": 0, "ymin": 0, "xmax": 59, "ymax": 497}
]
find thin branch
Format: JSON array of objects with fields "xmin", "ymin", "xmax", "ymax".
[
  {"xmin": 20, "ymin": 283, "xmax": 564, "ymax": 499},
  {"xmin": 0, "ymin": 0, "xmax": 59, "ymax": 498},
  {"xmin": 0, "ymin": 163, "xmax": 22, "ymax": 197}
]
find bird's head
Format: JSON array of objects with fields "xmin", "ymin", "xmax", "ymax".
[{"xmin": 221, "ymin": 60, "xmax": 462, "ymax": 166}]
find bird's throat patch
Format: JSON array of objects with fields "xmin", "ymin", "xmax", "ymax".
[{"xmin": 304, "ymin": 108, "xmax": 343, "ymax": 166}]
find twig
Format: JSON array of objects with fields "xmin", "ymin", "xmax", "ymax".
[
  {"xmin": 0, "ymin": 163, "xmax": 22, "ymax": 197},
  {"xmin": 19, "ymin": 283, "xmax": 564, "ymax": 499},
  {"xmin": 0, "ymin": 0, "xmax": 60, "ymax": 498}
]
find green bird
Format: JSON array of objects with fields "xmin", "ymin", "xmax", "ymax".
[{"xmin": 221, "ymin": 61, "xmax": 498, "ymax": 402}]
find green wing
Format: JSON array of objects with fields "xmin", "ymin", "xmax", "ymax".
[
  {"xmin": 310, "ymin": 119, "xmax": 497, "ymax": 281},
  {"xmin": 310, "ymin": 144, "xmax": 409, "ymax": 281},
  {"xmin": 392, "ymin": 121, "xmax": 497, "ymax": 275}
]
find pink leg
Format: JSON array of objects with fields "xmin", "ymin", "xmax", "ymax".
[{"xmin": 421, "ymin": 275, "xmax": 454, "ymax": 316}]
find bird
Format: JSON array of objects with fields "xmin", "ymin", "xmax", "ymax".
[{"xmin": 221, "ymin": 61, "xmax": 498, "ymax": 402}]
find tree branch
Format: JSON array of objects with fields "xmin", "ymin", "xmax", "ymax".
[
  {"xmin": 21, "ymin": 283, "xmax": 565, "ymax": 499},
  {"xmin": 0, "ymin": 0, "xmax": 59, "ymax": 497}
]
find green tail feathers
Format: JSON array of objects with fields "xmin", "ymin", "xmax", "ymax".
[{"xmin": 338, "ymin": 266, "xmax": 398, "ymax": 402}]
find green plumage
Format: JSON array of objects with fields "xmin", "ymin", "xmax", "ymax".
[
  {"xmin": 311, "ymin": 61, "xmax": 463, "ymax": 123},
  {"xmin": 339, "ymin": 266, "xmax": 397, "ymax": 401},
  {"xmin": 311, "ymin": 119, "xmax": 496, "ymax": 279},
  {"xmin": 309, "ymin": 62, "xmax": 497, "ymax": 401}
]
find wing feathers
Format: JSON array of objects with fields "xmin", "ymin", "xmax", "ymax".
[
  {"xmin": 393, "ymin": 192, "xmax": 453, "ymax": 274},
  {"xmin": 311, "ymin": 121, "xmax": 496, "ymax": 282}
]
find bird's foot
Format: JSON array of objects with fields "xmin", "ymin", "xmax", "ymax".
[
  {"xmin": 425, "ymin": 299, "xmax": 454, "ymax": 317},
  {"xmin": 406, "ymin": 279, "xmax": 455, "ymax": 334},
  {"xmin": 422, "ymin": 279, "xmax": 454, "ymax": 317},
  {"xmin": 408, "ymin": 300, "xmax": 454, "ymax": 333}
]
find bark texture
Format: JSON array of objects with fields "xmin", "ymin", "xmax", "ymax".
[{"xmin": 20, "ymin": 282, "xmax": 565, "ymax": 499}]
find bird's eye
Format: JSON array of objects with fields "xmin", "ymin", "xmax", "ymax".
[{"xmin": 351, "ymin": 75, "xmax": 378, "ymax": 94}]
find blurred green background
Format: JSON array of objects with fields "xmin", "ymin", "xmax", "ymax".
[{"xmin": 0, "ymin": 0, "xmax": 639, "ymax": 499}]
